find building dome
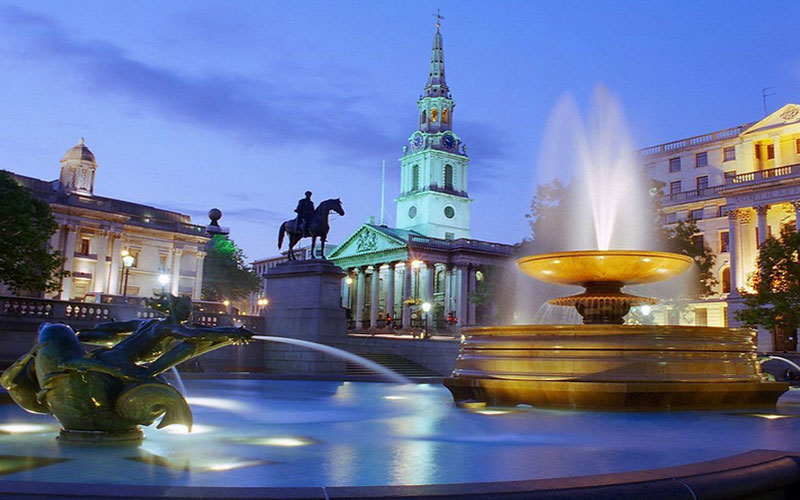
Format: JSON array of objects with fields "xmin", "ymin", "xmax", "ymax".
[{"xmin": 61, "ymin": 138, "xmax": 95, "ymax": 163}]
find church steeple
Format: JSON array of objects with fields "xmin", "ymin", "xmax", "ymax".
[
  {"xmin": 425, "ymin": 20, "xmax": 449, "ymax": 99},
  {"xmin": 396, "ymin": 15, "xmax": 472, "ymax": 241}
]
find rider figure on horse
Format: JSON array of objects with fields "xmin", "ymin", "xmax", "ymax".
[{"xmin": 295, "ymin": 191, "xmax": 315, "ymax": 237}]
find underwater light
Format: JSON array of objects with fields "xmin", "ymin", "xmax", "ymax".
[
  {"xmin": 384, "ymin": 395, "xmax": 405, "ymax": 400},
  {"xmin": 162, "ymin": 424, "xmax": 214, "ymax": 435},
  {"xmin": 206, "ymin": 460, "xmax": 263, "ymax": 471},
  {"xmin": 0, "ymin": 423, "xmax": 56, "ymax": 434},
  {"xmin": 254, "ymin": 437, "xmax": 314, "ymax": 447},
  {"xmin": 474, "ymin": 410, "xmax": 512, "ymax": 415},
  {"xmin": 185, "ymin": 397, "xmax": 249, "ymax": 412}
]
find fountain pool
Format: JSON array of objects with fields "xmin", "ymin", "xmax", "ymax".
[{"xmin": 3, "ymin": 378, "xmax": 800, "ymax": 494}]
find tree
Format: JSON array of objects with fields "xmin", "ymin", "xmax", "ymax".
[
  {"xmin": 201, "ymin": 235, "xmax": 261, "ymax": 302},
  {"xmin": 0, "ymin": 170, "xmax": 67, "ymax": 294},
  {"xmin": 736, "ymin": 227, "xmax": 800, "ymax": 334},
  {"xmin": 663, "ymin": 219, "xmax": 717, "ymax": 298}
]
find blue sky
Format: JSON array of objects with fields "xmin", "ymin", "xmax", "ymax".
[{"xmin": 1, "ymin": 0, "xmax": 799, "ymax": 260}]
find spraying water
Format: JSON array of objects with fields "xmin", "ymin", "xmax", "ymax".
[
  {"xmin": 252, "ymin": 335, "xmax": 411, "ymax": 385},
  {"xmin": 169, "ymin": 366, "xmax": 187, "ymax": 395}
]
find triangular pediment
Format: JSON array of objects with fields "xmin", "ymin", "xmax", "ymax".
[
  {"xmin": 329, "ymin": 224, "xmax": 408, "ymax": 262},
  {"xmin": 742, "ymin": 104, "xmax": 800, "ymax": 135}
]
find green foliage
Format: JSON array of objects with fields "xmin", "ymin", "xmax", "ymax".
[
  {"xmin": 0, "ymin": 170, "xmax": 67, "ymax": 293},
  {"xmin": 736, "ymin": 228, "xmax": 800, "ymax": 332},
  {"xmin": 523, "ymin": 179, "xmax": 568, "ymax": 253},
  {"xmin": 663, "ymin": 219, "xmax": 717, "ymax": 298},
  {"xmin": 201, "ymin": 235, "xmax": 261, "ymax": 301}
]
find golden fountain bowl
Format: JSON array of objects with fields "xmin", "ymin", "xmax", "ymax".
[{"xmin": 517, "ymin": 250, "xmax": 694, "ymax": 287}]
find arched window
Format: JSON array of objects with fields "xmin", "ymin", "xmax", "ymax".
[
  {"xmin": 444, "ymin": 164, "xmax": 454, "ymax": 190},
  {"xmin": 721, "ymin": 267, "xmax": 731, "ymax": 294},
  {"xmin": 420, "ymin": 110, "xmax": 426, "ymax": 124},
  {"xmin": 430, "ymin": 108, "xmax": 439, "ymax": 122},
  {"xmin": 435, "ymin": 269, "xmax": 445, "ymax": 294},
  {"xmin": 411, "ymin": 164, "xmax": 419, "ymax": 191},
  {"xmin": 442, "ymin": 108, "xmax": 449, "ymax": 124}
]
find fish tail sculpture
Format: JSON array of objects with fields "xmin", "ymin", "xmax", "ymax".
[{"xmin": 115, "ymin": 382, "xmax": 193, "ymax": 431}]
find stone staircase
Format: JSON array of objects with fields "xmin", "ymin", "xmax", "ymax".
[{"xmin": 347, "ymin": 353, "xmax": 442, "ymax": 378}]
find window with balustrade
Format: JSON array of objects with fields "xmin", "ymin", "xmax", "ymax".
[
  {"xmin": 669, "ymin": 157, "xmax": 681, "ymax": 173},
  {"xmin": 724, "ymin": 170, "xmax": 736, "ymax": 183},
  {"xmin": 695, "ymin": 152, "xmax": 708, "ymax": 168},
  {"xmin": 696, "ymin": 176, "xmax": 708, "ymax": 191},
  {"xmin": 723, "ymin": 146, "xmax": 736, "ymax": 162},
  {"xmin": 670, "ymin": 180, "xmax": 681, "ymax": 195}
]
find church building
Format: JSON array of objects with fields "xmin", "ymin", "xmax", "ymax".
[{"xmin": 329, "ymin": 22, "xmax": 512, "ymax": 332}]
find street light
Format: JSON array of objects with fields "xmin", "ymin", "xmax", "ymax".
[
  {"xmin": 158, "ymin": 274, "xmax": 170, "ymax": 293},
  {"xmin": 121, "ymin": 251, "xmax": 135, "ymax": 300},
  {"xmin": 421, "ymin": 301, "xmax": 432, "ymax": 337}
]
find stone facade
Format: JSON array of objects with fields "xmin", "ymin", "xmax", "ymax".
[
  {"xmin": 9, "ymin": 139, "xmax": 208, "ymax": 301},
  {"xmin": 643, "ymin": 103, "xmax": 800, "ymax": 351}
]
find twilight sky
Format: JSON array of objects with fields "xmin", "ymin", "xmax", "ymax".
[{"xmin": 1, "ymin": 0, "xmax": 799, "ymax": 261}]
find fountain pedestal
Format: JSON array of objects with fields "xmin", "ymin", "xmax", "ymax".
[{"xmin": 263, "ymin": 260, "xmax": 348, "ymax": 375}]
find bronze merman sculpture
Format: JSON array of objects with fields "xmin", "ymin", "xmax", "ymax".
[
  {"xmin": 1, "ymin": 294, "xmax": 252, "ymax": 443},
  {"xmin": 278, "ymin": 197, "xmax": 344, "ymax": 260}
]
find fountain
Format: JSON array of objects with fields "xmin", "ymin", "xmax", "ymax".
[{"xmin": 445, "ymin": 91, "xmax": 788, "ymax": 410}]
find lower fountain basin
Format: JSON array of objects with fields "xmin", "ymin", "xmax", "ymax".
[{"xmin": 445, "ymin": 324, "xmax": 789, "ymax": 410}]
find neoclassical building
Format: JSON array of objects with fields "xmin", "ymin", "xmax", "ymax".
[
  {"xmin": 10, "ymin": 139, "xmax": 209, "ymax": 301},
  {"xmin": 329, "ymin": 23, "xmax": 512, "ymax": 331},
  {"xmin": 643, "ymin": 103, "xmax": 800, "ymax": 350}
]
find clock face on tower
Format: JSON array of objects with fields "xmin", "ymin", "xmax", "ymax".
[
  {"xmin": 412, "ymin": 134, "xmax": 424, "ymax": 150},
  {"xmin": 442, "ymin": 133, "xmax": 456, "ymax": 150}
]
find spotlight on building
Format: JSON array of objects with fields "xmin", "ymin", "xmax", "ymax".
[
  {"xmin": 421, "ymin": 302, "xmax": 432, "ymax": 313},
  {"xmin": 411, "ymin": 260, "xmax": 423, "ymax": 269},
  {"xmin": 345, "ymin": 276, "xmax": 353, "ymax": 285},
  {"xmin": 257, "ymin": 298, "xmax": 269, "ymax": 307}
]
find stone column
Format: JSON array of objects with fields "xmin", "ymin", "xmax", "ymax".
[
  {"xmin": 93, "ymin": 230, "xmax": 109, "ymax": 293},
  {"xmin": 755, "ymin": 205, "xmax": 769, "ymax": 246},
  {"xmin": 457, "ymin": 265, "xmax": 468, "ymax": 326},
  {"xmin": 402, "ymin": 263, "xmax": 412, "ymax": 329},
  {"xmin": 728, "ymin": 210, "xmax": 743, "ymax": 296},
  {"xmin": 61, "ymin": 225, "xmax": 79, "ymax": 300},
  {"xmin": 443, "ymin": 265, "xmax": 452, "ymax": 316},
  {"xmin": 355, "ymin": 267, "xmax": 366, "ymax": 329},
  {"xmin": 193, "ymin": 250, "xmax": 206, "ymax": 300},
  {"xmin": 468, "ymin": 267, "xmax": 478, "ymax": 325},
  {"xmin": 422, "ymin": 262, "xmax": 434, "ymax": 304},
  {"xmin": 108, "ymin": 233, "xmax": 123, "ymax": 295},
  {"xmin": 170, "ymin": 247, "xmax": 183, "ymax": 296},
  {"xmin": 369, "ymin": 265, "xmax": 380, "ymax": 329},
  {"xmin": 385, "ymin": 262, "xmax": 396, "ymax": 320},
  {"xmin": 774, "ymin": 137, "xmax": 782, "ymax": 167}
]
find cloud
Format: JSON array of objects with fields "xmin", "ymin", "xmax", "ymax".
[{"xmin": 0, "ymin": 5, "xmax": 398, "ymax": 159}]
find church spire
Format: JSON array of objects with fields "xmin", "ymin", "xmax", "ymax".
[{"xmin": 424, "ymin": 11, "xmax": 449, "ymax": 98}]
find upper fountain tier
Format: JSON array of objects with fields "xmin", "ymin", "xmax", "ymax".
[{"xmin": 517, "ymin": 250, "xmax": 693, "ymax": 287}]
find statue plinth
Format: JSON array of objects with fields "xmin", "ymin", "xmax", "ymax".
[{"xmin": 263, "ymin": 260, "xmax": 347, "ymax": 375}]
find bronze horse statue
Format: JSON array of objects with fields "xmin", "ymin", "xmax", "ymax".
[{"xmin": 278, "ymin": 198, "xmax": 344, "ymax": 260}]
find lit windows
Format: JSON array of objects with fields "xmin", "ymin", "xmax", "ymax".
[
  {"xmin": 669, "ymin": 157, "xmax": 681, "ymax": 173},
  {"xmin": 723, "ymin": 146, "xmax": 735, "ymax": 162},
  {"xmin": 695, "ymin": 152, "xmax": 708, "ymax": 168},
  {"xmin": 796, "ymin": 138, "xmax": 800, "ymax": 154},
  {"xmin": 442, "ymin": 108, "xmax": 450, "ymax": 124},
  {"xmin": 767, "ymin": 144, "xmax": 775, "ymax": 160},
  {"xmin": 430, "ymin": 108, "xmax": 439, "ymax": 122},
  {"xmin": 721, "ymin": 268, "xmax": 731, "ymax": 294}
]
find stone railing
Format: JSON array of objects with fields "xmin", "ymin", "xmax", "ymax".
[
  {"xmin": 0, "ymin": 296, "xmax": 264, "ymax": 331},
  {"xmin": 638, "ymin": 125, "xmax": 745, "ymax": 157},
  {"xmin": 663, "ymin": 185, "xmax": 724, "ymax": 205},
  {"xmin": 726, "ymin": 164, "xmax": 800, "ymax": 186}
]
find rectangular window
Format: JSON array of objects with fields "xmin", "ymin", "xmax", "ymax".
[
  {"xmin": 755, "ymin": 227, "xmax": 760, "ymax": 248},
  {"xmin": 670, "ymin": 180, "xmax": 682, "ymax": 195},
  {"xmin": 690, "ymin": 209, "xmax": 704, "ymax": 220},
  {"xmin": 723, "ymin": 146, "xmax": 736, "ymax": 162},
  {"xmin": 694, "ymin": 308, "xmax": 708, "ymax": 327},
  {"xmin": 719, "ymin": 231, "xmax": 730, "ymax": 253},
  {"xmin": 664, "ymin": 213, "xmax": 678, "ymax": 224},
  {"xmin": 159, "ymin": 253, "xmax": 168, "ymax": 271},
  {"xmin": 796, "ymin": 138, "xmax": 800, "ymax": 154},
  {"xmin": 129, "ymin": 248, "xmax": 140, "ymax": 268},
  {"xmin": 695, "ymin": 152, "xmax": 708, "ymax": 168},
  {"xmin": 445, "ymin": 232, "xmax": 455, "ymax": 240},
  {"xmin": 669, "ymin": 157, "xmax": 681, "ymax": 173},
  {"xmin": 755, "ymin": 144, "xmax": 761, "ymax": 160},
  {"xmin": 692, "ymin": 234, "xmax": 705, "ymax": 251},
  {"xmin": 724, "ymin": 170, "xmax": 736, "ymax": 182},
  {"xmin": 79, "ymin": 238, "xmax": 90, "ymax": 255},
  {"xmin": 719, "ymin": 205, "xmax": 732, "ymax": 217},
  {"xmin": 767, "ymin": 144, "xmax": 775, "ymax": 160},
  {"xmin": 696, "ymin": 176, "xmax": 709, "ymax": 191}
]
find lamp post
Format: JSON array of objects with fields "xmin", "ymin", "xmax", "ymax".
[
  {"xmin": 345, "ymin": 275, "xmax": 353, "ymax": 309},
  {"xmin": 121, "ymin": 252, "xmax": 135, "ymax": 300},
  {"xmin": 158, "ymin": 274, "xmax": 170, "ymax": 294},
  {"xmin": 421, "ymin": 301, "xmax": 432, "ymax": 337},
  {"xmin": 257, "ymin": 297, "xmax": 269, "ymax": 314}
]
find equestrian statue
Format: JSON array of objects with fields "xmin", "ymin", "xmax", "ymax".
[{"xmin": 278, "ymin": 192, "xmax": 344, "ymax": 260}]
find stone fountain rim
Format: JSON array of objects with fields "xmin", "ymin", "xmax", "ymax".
[{"xmin": 0, "ymin": 449, "xmax": 797, "ymax": 499}]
